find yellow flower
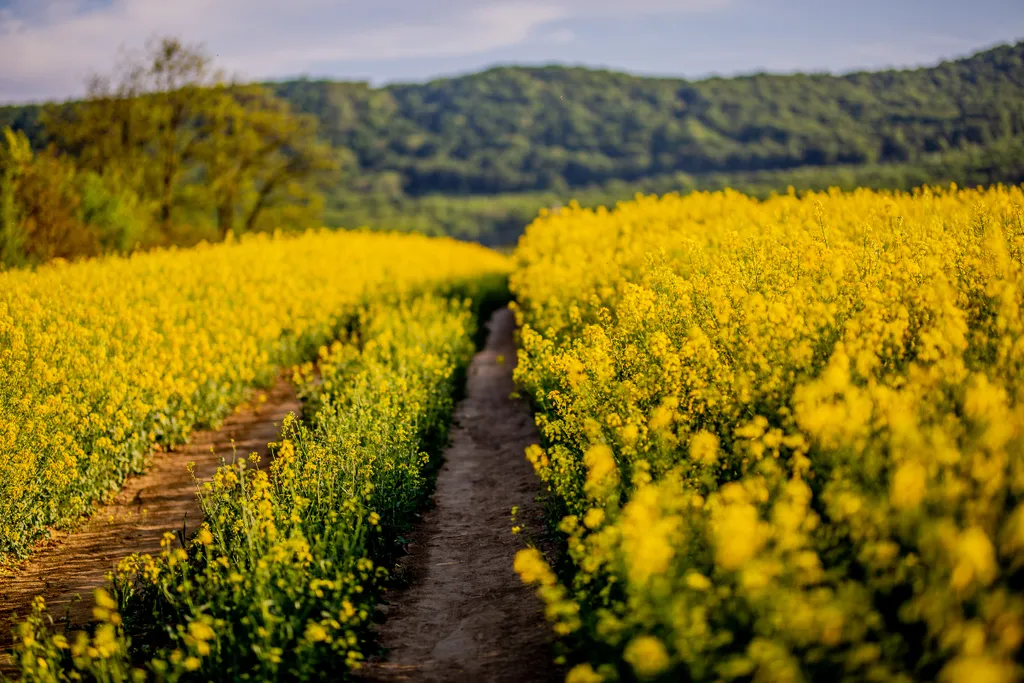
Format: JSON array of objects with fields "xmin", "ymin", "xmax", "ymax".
[
  {"xmin": 94, "ymin": 589, "xmax": 117, "ymax": 611},
  {"xmin": 951, "ymin": 527, "xmax": 998, "ymax": 590},
  {"xmin": 621, "ymin": 486, "xmax": 678, "ymax": 584},
  {"xmin": 583, "ymin": 508, "xmax": 605, "ymax": 529},
  {"xmin": 187, "ymin": 620, "xmax": 215, "ymax": 642},
  {"xmin": 514, "ymin": 548, "xmax": 556, "ymax": 587},
  {"xmin": 583, "ymin": 444, "xmax": 617, "ymax": 494},
  {"xmin": 940, "ymin": 655, "xmax": 1019, "ymax": 683},
  {"xmin": 566, "ymin": 663, "xmax": 605, "ymax": 683},
  {"xmin": 890, "ymin": 460, "xmax": 927, "ymax": 510},
  {"xmin": 510, "ymin": 184, "xmax": 1024, "ymax": 683},
  {"xmin": 685, "ymin": 571, "xmax": 712, "ymax": 591},
  {"xmin": 304, "ymin": 623, "xmax": 329, "ymax": 643},
  {"xmin": 623, "ymin": 635, "xmax": 671, "ymax": 679},
  {"xmin": 620, "ymin": 424, "xmax": 639, "ymax": 445},
  {"xmin": 689, "ymin": 431, "xmax": 719, "ymax": 464},
  {"xmin": 713, "ymin": 502, "xmax": 765, "ymax": 571},
  {"xmin": 196, "ymin": 526, "xmax": 214, "ymax": 546}
]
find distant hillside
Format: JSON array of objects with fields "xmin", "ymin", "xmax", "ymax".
[
  {"xmin": 3, "ymin": 40, "xmax": 1023, "ymax": 200},
  {"xmin": 268, "ymin": 40, "xmax": 1024, "ymax": 195},
  {"xmin": 321, "ymin": 136, "xmax": 1024, "ymax": 246},
  {"xmin": 0, "ymin": 103, "xmax": 43, "ymax": 143}
]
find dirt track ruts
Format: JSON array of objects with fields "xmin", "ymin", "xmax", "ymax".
[
  {"xmin": 356, "ymin": 307, "xmax": 561, "ymax": 683},
  {"xmin": 0, "ymin": 378, "xmax": 299, "ymax": 642}
]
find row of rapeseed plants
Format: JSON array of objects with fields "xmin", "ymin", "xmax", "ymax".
[
  {"xmin": 8, "ymin": 269, "xmax": 509, "ymax": 677},
  {"xmin": 12, "ymin": 294, "xmax": 485, "ymax": 679},
  {"xmin": 511, "ymin": 186, "xmax": 1024, "ymax": 682},
  {"xmin": 0, "ymin": 229, "xmax": 507, "ymax": 564}
]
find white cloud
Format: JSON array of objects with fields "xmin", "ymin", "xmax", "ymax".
[
  {"xmin": 847, "ymin": 32, "xmax": 993, "ymax": 69},
  {"xmin": 539, "ymin": 28, "xmax": 576, "ymax": 45},
  {"xmin": 0, "ymin": 0, "xmax": 727, "ymax": 103}
]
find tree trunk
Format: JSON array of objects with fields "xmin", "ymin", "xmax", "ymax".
[
  {"xmin": 159, "ymin": 173, "xmax": 173, "ymax": 228},
  {"xmin": 159, "ymin": 100, "xmax": 186, "ymax": 235},
  {"xmin": 243, "ymin": 166, "xmax": 288, "ymax": 232},
  {"xmin": 217, "ymin": 187, "xmax": 235, "ymax": 240}
]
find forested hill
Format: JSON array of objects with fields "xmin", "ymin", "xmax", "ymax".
[
  {"xmin": 268, "ymin": 40, "xmax": 1024, "ymax": 195},
  {"xmin": 2, "ymin": 39, "xmax": 1023, "ymax": 200}
]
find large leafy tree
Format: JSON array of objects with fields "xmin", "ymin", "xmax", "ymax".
[
  {"xmin": 41, "ymin": 37, "xmax": 339, "ymax": 240},
  {"xmin": 41, "ymin": 38, "xmax": 221, "ymax": 233},
  {"xmin": 198, "ymin": 84, "xmax": 341, "ymax": 238}
]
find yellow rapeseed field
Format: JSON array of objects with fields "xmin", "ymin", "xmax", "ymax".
[
  {"xmin": 0, "ymin": 228, "xmax": 509, "ymax": 563},
  {"xmin": 511, "ymin": 186, "xmax": 1024, "ymax": 682}
]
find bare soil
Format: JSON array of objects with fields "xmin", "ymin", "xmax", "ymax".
[
  {"xmin": 0, "ymin": 377, "xmax": 299, "ymax": 641},
  {"xmin": 356, "ymin": 307, "xmax": 562, "ymax": 683}
]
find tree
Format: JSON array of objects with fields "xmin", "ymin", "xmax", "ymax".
[
  {"xmin": 42, "ymin": 37, "xmax": 222, "ymax": 235},
  {"xmin": 40, "ymin": 35, "xmax": 337, "ymax": 241},
  {"xmin": 147, "ymin": 38, "xmax": 223, "ymax": 230},
  {"xmin": 197, "ymin": 85, "xmax": 340, "ymax": 238},
  {"xmin": 0, "ymin": 128, "xmax": 101, "ymax": 268}
]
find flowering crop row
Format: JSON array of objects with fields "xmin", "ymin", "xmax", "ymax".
[
  {"xmin": 11, "ymin": 291, "xmax": 492, "ymax": 680},
  {"xmin": 511, "ymin": 186, "xmax": 1024, "ymax": 682},
  {"xmin": 0, "ymin": 229, "xmax": 508, "ymax": 563}
]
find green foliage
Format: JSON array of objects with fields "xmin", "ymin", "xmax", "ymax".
[
  {"xmin": 271, "ymin": 40, "xmax": 1024, "ymax": 195},
  {"xmin": 0, "ymin": 127, "xmax": 151, "ymax": 268},
  {"xmin": 76, "ymin": 171, "xmax": 151, "ymax": 254},
  {"xmin": 191, "ymin": 83, "xmax": 342, "ymax": 239},
  {"xmin": 0, "ymin": 104, "xmax": 44, "ymax": 148},
  {"xmin": 0, "ymin": 129, "xmax": 29, "ymax": 268}
]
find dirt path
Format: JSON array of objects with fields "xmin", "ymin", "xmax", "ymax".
[
  {"xmin": 357, "ymin": 307, "xmax": 561, "ymax": 683},
  {"xmin": 0, "ymin": 378, "xmax": 299, "ymax": 637}
]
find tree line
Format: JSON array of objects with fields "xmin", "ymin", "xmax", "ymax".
[
  {"xmin": 270, "ymin": 40, "xmax": 1024, "ymax": 195},
  {"xmin": 321, "ymin": 135, "xmax": 1024, "ymax": 246}
]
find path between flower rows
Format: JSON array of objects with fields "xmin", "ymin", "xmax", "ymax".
[{"xmin": 356, "ymin": 307, "xmax": 560, "ymax": 683}]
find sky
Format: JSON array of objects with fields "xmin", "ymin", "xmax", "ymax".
[{"xmin": 1, "ymin": 0, "xmax": 1023, "ymax": 105}]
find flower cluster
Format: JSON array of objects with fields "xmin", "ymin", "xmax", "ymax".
[
  {"xmin": 13, "ymin": 591, "xmax": 141, "ymax": 682},
  {"xmin": 511, "ymin": 186, "xmax": 1024, "ymax": 682},
  {"xmin": 0, "ymin": 228, "xmax": 508, "ymax": 563}
]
